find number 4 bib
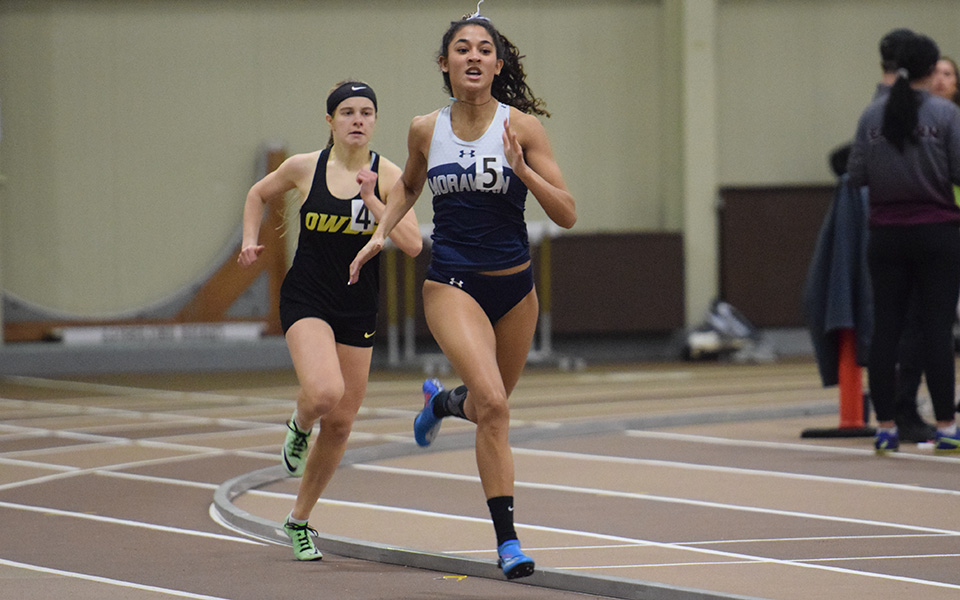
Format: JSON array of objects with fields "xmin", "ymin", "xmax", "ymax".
[{"xmin": 350, "ymin": 199, "xmax": 376, "ymax": 233}]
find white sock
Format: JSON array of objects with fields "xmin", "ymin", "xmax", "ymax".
[
  {"xmin": 286, "ymin": 512, "xmax": 308, "ymax": 526},
  {"xmin": 291, "ymin": 410, "xmax": 309, "ymax": 434},
  {"xmin": 937, "ymin": 423, "xmax": 958, "ymax": 436}
]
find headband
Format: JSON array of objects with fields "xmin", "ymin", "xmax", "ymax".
[{"xmin": 326, "ymin": 82, "xmax": 378, "ymax": 116}]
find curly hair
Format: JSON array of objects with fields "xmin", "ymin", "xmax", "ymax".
[{"xmin": 438, "ymin": 17, "xmax": 550, "ymax": 117}]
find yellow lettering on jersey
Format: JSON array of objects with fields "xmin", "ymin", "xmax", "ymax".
[{"xmin": 304, "ymin": 212, "xmax": 350, "ymax": 233}]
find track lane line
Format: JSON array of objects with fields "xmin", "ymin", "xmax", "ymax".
[
  {"xmin": 0, "ymin": 558, "xmax": 232, "ymax": 600},
  {"xmin": 0, "ymin": 500, "xmax": 264, "ymax": 545}
]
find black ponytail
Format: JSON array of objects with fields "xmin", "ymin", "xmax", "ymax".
[
  {"xmin": 882, "ymin": 34, "xmax": 940, "ymax": 153},
  {"xmin": 882, "ymin": 73, "xmax": 920, "ymax": 152}
]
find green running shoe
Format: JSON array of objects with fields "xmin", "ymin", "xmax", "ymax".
[
  {"xmin": 283, "ymin": 519, "xmax": 323, "ymax": 561},
  {"xmin": 282, "ymin": 416, "xmax": 311, "ymax": 477}
]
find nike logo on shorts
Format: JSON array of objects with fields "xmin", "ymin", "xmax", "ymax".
[{"xmin": 364, "ymin": 331, "xmax": 376, "ymax": 339}]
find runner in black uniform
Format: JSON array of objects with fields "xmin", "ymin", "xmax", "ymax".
[
  {"xmin": 278, "ymin": 146, "xmax": 384, "ymax": 346},
  {"xmin": 239, "ymin": 80, "xmax": 421, "ymax": 560}
]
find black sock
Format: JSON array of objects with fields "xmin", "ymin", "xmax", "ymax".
[
  {"xmin": 487, "ymin": 496, "xmax": 517, "ymax": 547},
  {"xmin": 432, "ymin": 385, "xmax": 468, "ymax": 419}
]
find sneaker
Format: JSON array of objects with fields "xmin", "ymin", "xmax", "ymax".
[
  {"xmin": 934, "ymin": 428, "xmax": 960, "ymax": 454},
  {"xmin": 874, "ymin": 429, "xmax": 899, "ymax": 455},
  {"xmin": 282, "ymin": 417, "xmax": 311, "ymax": 477},
  {"xmin": 283, "ymin": 519, "xmax": 323, "ymax": 561},
  {"xmin": 414, "ymin": 378, "xmax": 444, "ymax": 447},
  {"xmin": 895, "ymin": 417, "xmax": 936, "ymax": 443},
  {"xmin": 497, "ymin": 539, "xmax": 535, "ymax": 580}
]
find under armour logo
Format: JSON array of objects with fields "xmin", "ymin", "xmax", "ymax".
[
  {"xmin": 459, "ymin": 150, "xmax": 476, "ymax": 158},
  {"xmin": 449, "ymin": 278, "xmax": 464, "ymax": 288}
]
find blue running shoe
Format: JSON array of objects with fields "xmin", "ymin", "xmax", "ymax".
[
  {"xmin": 414, "ymin": 378, "xmax": 444, "ymax": 447},
  {"xmin": 497, "ymin": 540, "xmax": 535, "ymax": 580},
  {"xmin": 935, "ymin": 428, "xmax": 960, "ymax": 454},
  {"xmin": 874, "ymin": 429, "xmax": 899, "ymax": 455}
]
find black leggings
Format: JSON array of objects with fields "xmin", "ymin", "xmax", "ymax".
[{"xmin": 868, "ymin": 223, "xmax": 960, "ymax": 423}]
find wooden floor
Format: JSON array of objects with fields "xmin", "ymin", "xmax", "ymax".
[{"xmin": 2, "ymin": 359, "xmax": 960, "ymax": 599}]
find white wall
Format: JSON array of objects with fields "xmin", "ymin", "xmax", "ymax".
[
  {"xmin": 0, "ymin": 0, "xmax": 664, "ymax": 316},
  {"xmin": 717, "ymin": 0, "xmax": 960, "ymax": 185},
  {"xmin": 1, "ymin": 0, "xmax": 959, "ymax": 319}
]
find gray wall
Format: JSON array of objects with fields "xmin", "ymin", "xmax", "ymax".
[{"xmin": 1, "ymin": 0, "xmax": 958, "ymax": 326}]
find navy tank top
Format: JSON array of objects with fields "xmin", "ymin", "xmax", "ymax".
[{"xmin": 426, "ymin": 103, "xmax": 530, "ymax": 271}]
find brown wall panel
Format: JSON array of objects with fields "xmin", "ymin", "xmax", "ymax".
[
  {"xmin": 719, "ymin": 185, "xmax": 833, "ymax": 328},
  {"xmin": 550, "ymin": 233, "xmax": 685, "ymax": 334}
]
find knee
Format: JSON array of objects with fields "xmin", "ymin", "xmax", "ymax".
[
  {"xmin": 299, "ymin": 380, "xmax": 345, "ymax": 416},
  {"xmin": 471, "ymin": 390, "xmax": 510, "ymax": 428},
  {"xmin": 320, "ymin": 412, "xmax": 355, "ymax": 444}
]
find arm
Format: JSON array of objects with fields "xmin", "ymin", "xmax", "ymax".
[
  {"xmin": 947, "ymin": 107, "xmax": 960, "ymax": 187},
  {"xmin": 238, "ymin": 152, "xmax": 315, "ymax": 267},
  {"xmin": 356, "ymin": 158, "xmax": 422, "ymax": 257},
  {"xmin": 846, "ymin": 116, "xmax": 868, "ymax": 189},
  {"xmin": 349, "ymin": 113, "xmax": 436, "ymax": 284},
  {"xmin": 503, "ymin": 109, "xmax": 577, "ymax": 229}
]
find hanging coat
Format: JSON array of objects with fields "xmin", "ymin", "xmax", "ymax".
[{"xmin": 803, "ymin": 174, "xmax": 873, "ymax": 387}]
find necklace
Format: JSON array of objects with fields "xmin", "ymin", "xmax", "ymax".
[{"xmin": 453, "ymin": 96, "xmax": 495, "ymax": 107}]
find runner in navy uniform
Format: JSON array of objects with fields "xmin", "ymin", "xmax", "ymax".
[
  {"xmin": 239, "ymin": 80, "xmax": 421, "ymax": 560},
  {"xmin": 349, "ymin": 9, "xmax": 576, "ymax": 579}
]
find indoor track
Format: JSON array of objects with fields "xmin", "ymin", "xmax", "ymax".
[{"xmin": 2, "ymin": 360, "xmax": 960, "ymax": 599}]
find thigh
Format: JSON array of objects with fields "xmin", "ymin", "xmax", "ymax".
[
  {"xmin": 494, "ymin": 287, "xmax": 539, "ymax": 396},
  {"xmin": 324, "ymin": 343, "xmax": 373, "ymax": 425},
  {"xmin": 423, "ymin": 280, "xmax": 505, "ymax": 399},
  {"xmin": 868, "ymin": 228, "xmax": 913, "ymax": 338},
  {"xmin": 285, "ymin": 318, "xmax": 345, "ymax": 396}
]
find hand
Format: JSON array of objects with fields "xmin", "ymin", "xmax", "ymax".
[
  {"xmin": 348, "ymin": 236, "xmax": 384, "ymax": 284},
  {"xmin": 237, "ymin": 245, "xmax": 265, "ymax": 267},
  {"xmin": 357, "ymin": 167, "xmax": 379, "ymax": 208},
  {"xmin": 502, "ymin": 119, "xmax": 526, "ymax": 176}
]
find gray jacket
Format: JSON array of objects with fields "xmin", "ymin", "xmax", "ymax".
[{"xmin": 847, "ymin": 89, "xmax": 960, "ymax": 226}]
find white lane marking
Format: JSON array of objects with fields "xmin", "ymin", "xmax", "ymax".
[
  {"xmin": 571, "ymin": 371, "xmax": 694, "ymax": 383},
  {"xmin": 351, "ymin": 464, "xmax": 960, "ymax": 535},
  {"xmin": 512, "ymin": 446, "xmax": 960, "ymax": 497},
  {"xmin": 681, "ymin": 532, "xmax": 956, "ymax": 545},
  {"xmin": 559, "ymin": 551, "xmax": 960, "ymax": 570},
  {"xmin": 0, "ymin": 500, "xmax": 264, "ymax": 545},
  {"xmin": 0, "ymin": 439, "xmax": 278, "ymax": 494},
  {"xmin": 450, "ymin": 532, "xmax": 956, "ymax": 555},
  {"xmin": 242, "ymin": 484, "xmax": 960, "ymax": 591},
  {"xmin": 209, "ymin": 504, "xmax": 287, "ymax": 547},
  {"xmin": 627, "ymin": 429, "xmax": 960, "ymax": 463},
  {"xmin": 0, "ymin": 374, "xmax": 282, "ymax": 404},
  {"xmin": 0, "ymin": 557, "xmax": 232, "ymax": 599},
  {"xmin": 0, "ymin": 452, "xmax": 228, "ymax": 493}
]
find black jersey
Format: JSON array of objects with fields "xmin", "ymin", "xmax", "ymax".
[{"xmin": 280, "ymin": 148, "xmax": 381, "ymax": 321}]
